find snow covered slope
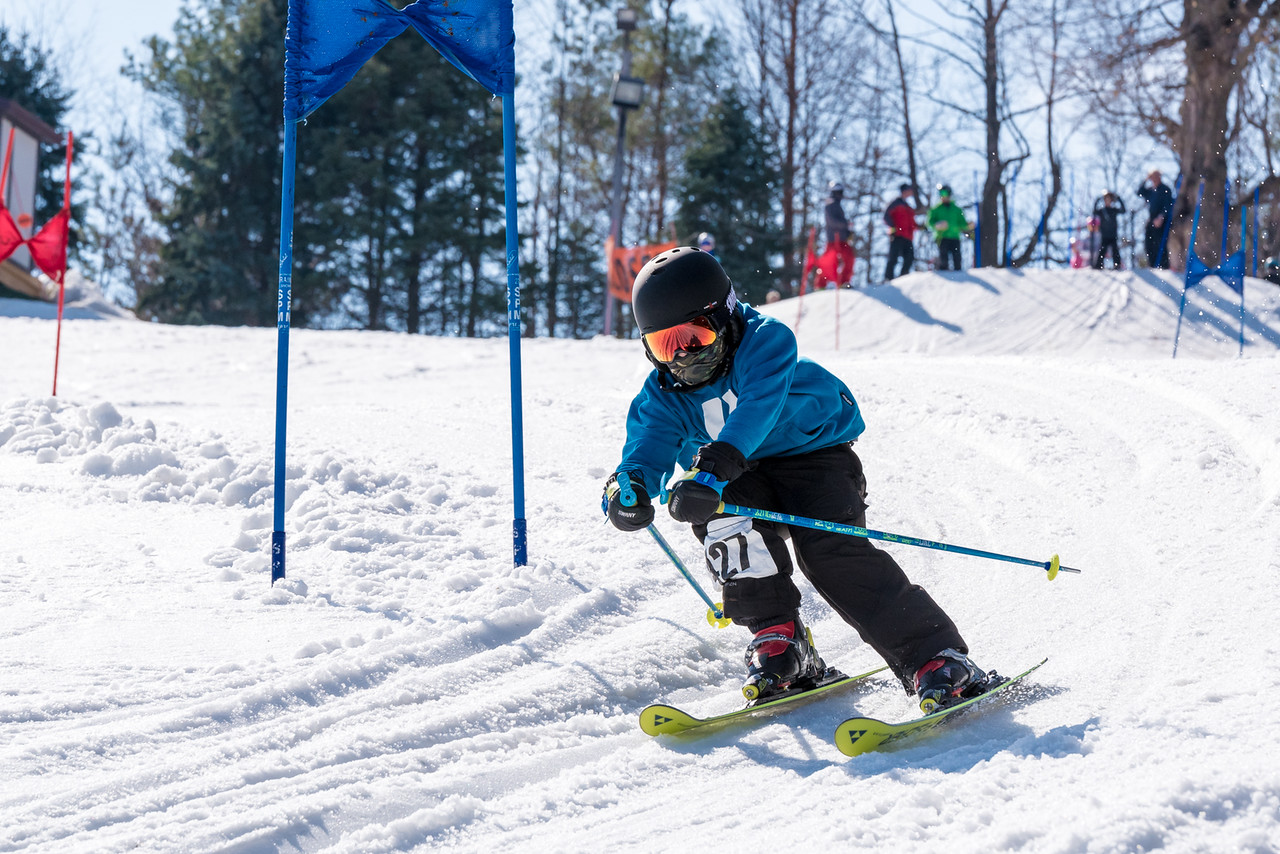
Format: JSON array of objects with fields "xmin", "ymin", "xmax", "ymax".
[
  {"xmin": 770, "ymin": 267, "xmax": 1280, "ymax": 358},
  {"xmin": 2, "ymin": 270, "xmax": 1279, "ymax": 853}
]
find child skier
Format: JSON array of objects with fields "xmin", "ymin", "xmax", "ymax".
[{"xmin": 602, "ymin": 246, "xmax": 987, "ymax": 711}]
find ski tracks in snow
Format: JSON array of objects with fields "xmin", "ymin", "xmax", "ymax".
[{"xmin": 0, "ymin": 392, "xmax": 727, "ymax": 852}]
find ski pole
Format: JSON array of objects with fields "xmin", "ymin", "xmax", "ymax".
[
  {"xmin": 646, "ymin": 524, "xmax": 732, "ymax": 628},
  {"xmin": 613, "ymin": 471, "xmax": 730, "ymax": 627},
  {"xmin": 718, "ymin": 502, "xmax": 1080, "ymax": 580}
]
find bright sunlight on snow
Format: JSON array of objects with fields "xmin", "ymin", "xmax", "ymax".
[{"xmin": 2, "ymin": 267, "xmax": 1279, "ymax": 852}]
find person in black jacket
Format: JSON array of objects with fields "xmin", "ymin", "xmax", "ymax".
[
  {"xmin": 1092, "ymin": 191, "xmax": 1126, "ymax": 269},
  {"xmin": 1137, "ymin": 170, "xmax": 1174, "ymax": 269},
  {"xmin": 823, "ymin": 181, "xmax": 854, "ymax": 285}
]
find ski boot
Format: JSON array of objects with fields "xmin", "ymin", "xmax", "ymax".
[
  {"xmin": 741, "ymin": 616, "xmax": 825, "ymax": 702},
  {"xmin": 914, "ymin": 648, "xmax": 988, "ymax": 714}
]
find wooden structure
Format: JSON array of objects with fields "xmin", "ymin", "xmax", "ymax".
[{"xmin": 0, "ymin": 98, "xmax": 60, "ymax": 299}]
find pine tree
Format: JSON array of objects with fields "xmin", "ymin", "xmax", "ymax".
[
  {"xmin": 130, "ymin": 0, "xmax": 507, "ymax": 331},
  {"xmin": 676, "ymin": 89, "xmax": 784, "ymax": 305},
  {"xmin": 129, "ymin": 0, "xmax": 329, "ymax": 325},
  {"xmin": 304, "ymin": 32, "xmax": 505, "ymax": 334}
]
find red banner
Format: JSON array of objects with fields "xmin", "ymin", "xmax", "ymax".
[
  {"xmin": 0, "ymin": 128, "xmax": 70, "ymax": 284},
  {"xmin": 606, "ymin": 237, "xmax": 679, "ymax": 302}
]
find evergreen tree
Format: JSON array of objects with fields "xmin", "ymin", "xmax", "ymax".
[
  {"xmin": 130, "ymin": 0, "xmax": 506, "ymax": 331},
  {"xmin": 129, "ymin": 0, "xmax": 328, "ymax": 325},
  {"xmin": 676, "ymin": 88, "xmax": 783, "ymax": 305},
  {"xmin": 304, "ymin": 33, "xmax": 504, "ymax": 335},
  {"xmin": 0, "ymin": 26, "xmax": 83, "ymax": 264}
]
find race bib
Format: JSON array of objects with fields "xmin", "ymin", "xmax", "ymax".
[{"xmin": 703, "ymin": 516, "xmax": 778, "ymax": 583}]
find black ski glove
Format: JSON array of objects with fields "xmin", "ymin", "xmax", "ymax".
[
  {"xmin": 603, "ymin": 471, "xmax": 654, "ymax": 532},
  {"xmin": 668, "ymin": 441, "xmax": 748, "ymax": 525}
]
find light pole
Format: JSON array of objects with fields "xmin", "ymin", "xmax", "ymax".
[{"xmin": 604, "ymin": 6, "xmax": 644, "ymax": 337}]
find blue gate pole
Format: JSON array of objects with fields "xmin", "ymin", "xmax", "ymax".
[
  {"xmin": 1240, "ymin": 199, "xmax": 1247, "ymax": 357},
  {"xmin": 271, "ymin": 120, "xmax": 298, "ymax": 584},
  {"xmin": 1252, "ymin": 186, "xmax": 1260, "ymax": 278},
  {"xmin": 503, "ymin": 90, "xmax": 528, "ymax": 566}
]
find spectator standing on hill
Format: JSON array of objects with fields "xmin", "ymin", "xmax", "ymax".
[
  {"xmin": 823, "ymin": 182, "xmax": 855, "ymax": 286},
  {"xmin": 1137, "ymin": 170, "xmax": 1174, "ymax": 269},
  {"xmin": 926, "ymin": 184, "xmax": 972, "ymax": 271},
  {"xmin": 1091, "ymin": 191, "xmax": 1126, "ymax": 269},
  {"xmin": 884, "ymin": 183, "xmax": 919, "ymax": 281}
]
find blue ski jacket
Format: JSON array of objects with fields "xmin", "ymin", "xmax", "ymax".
[{"xmin": 616, "ymin": 304, "xmax": 865, "ymax": 497}]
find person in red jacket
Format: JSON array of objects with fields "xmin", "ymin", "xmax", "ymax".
[{"xmin": 884, "ymin": 183, "xmax": 919, "ymax": 281}]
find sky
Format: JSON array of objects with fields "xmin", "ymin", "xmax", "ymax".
[
  {"xmin": 2, "ymin": 266, "xmax": 1280, "ymax": 851},
  {"xmin": 1, "ymin": 0, "xmax": 183, "ymax": 140},
  {"xmin": 2, "ymin": 0, "xmax": 556, "ymax": 144},
  {"xmin": 2, "ymin": 0, "xmax": 1172, "ymax": 212}
]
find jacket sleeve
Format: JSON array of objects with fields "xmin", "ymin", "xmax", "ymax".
[
  {"xmin": 617, "ymin": 377, "xmax": 693, "ymax": 497},
  {"xmin": 715, "ymin": 322, "xmax": 798, "ymax": 458}
]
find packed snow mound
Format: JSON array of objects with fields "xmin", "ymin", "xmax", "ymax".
[
  {"xmin": 2, "ymin": 396, "xmax": 258, "ymax": 498},
  {"xmin": 763, "ymin": 267, "xmax": 1280, "ymax": 358}
]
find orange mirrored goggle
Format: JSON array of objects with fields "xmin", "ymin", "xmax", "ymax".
[{"xmin": 643, "ymin": 317, "xmax": 719, "ymax": 362}]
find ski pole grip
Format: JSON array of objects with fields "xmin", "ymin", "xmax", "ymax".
[{"xmin": 616, "ymin": 471, "xmax": 638, "ymax": 508}]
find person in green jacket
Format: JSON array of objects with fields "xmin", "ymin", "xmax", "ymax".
[{"xmin": 926, "ymin": 185, "xmax": 972, "ymax": 271}]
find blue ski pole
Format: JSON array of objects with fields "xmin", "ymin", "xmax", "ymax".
[
  {"xmin": 718, "ymin": 502, "xmax": 1080, "ymax": 580},
  {"xmin": 646, "ymin": 524, "xmax": 731, "ymax": 628},
  {"xmin": 611, "ymin": 471, "xmax": 730, "ymax": 627}
]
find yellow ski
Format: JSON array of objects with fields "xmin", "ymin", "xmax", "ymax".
[
  {"xmin": 833, "ymin": 658, "xmax": 1047, "ymax": 757},
  {"xmin": 640, "ymin": 665, "xmax": 889, "ymax": 737}
]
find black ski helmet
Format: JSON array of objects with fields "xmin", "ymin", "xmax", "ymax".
[{"xmin": 631, "ymin": 247, "xmax": 743, "ymax": 389}]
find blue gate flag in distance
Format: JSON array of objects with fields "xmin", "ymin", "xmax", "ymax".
[
  {"xmin": 284, "ymin": 0, "xmax": 514, "ymax": 122},
  {"xmin": 1185, "ymin": 249, "xmax": 1246, "ymax": 296}
]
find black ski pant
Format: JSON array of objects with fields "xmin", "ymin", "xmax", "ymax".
[
  {"xmin": 690, "ymin": 443, "xmax": 967, "ymax": 691},
  {"xmin": 1144, "ymin": 221, "xmax": 1170, "ymax": 269},
  {"xmin": 937, "ymin": 238, "xmax": 962, "ymax": 271},
  {"xmin": 885, "ymin": 236, "xmax": 914, "ymax": 280},
  {"xmin": 1094, "ymin": 236, "xmax": 1122, "ymax": 269}
]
